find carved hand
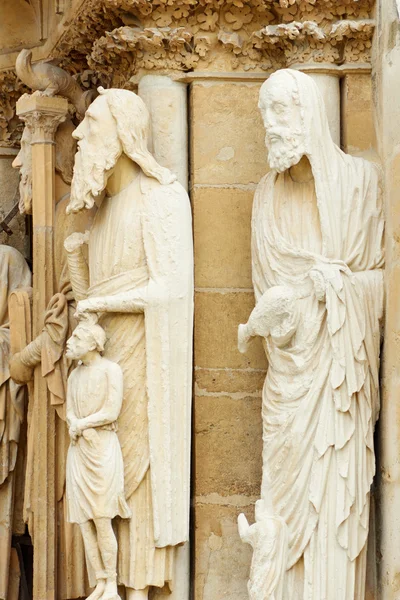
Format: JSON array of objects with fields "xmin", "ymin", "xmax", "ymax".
[
  {"xmin": 75, "ymin": 298, "xmax": 96, "ymax": 317},
  {"xmin": 68, "ymin": 417, "xmax": 82, "ymax": 442},
  {"xmin": 64, "ymin": 230, "xmax": 90, "ymax": 253},
  {"xmin": 9, "ymin": 353, "xmax": 34, "ymax": 384},
  {"xmin": 238, "ymin": 512, "xmax": 249, "ymax": 540}
]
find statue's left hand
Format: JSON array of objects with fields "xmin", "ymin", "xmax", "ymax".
[
  {"xmin": 9, "ymin": 353, "xmax": 34, "ymax": 384},
  {"xmin": 75, "ymin": 298, "xmax": 96, "ymax": 317}
]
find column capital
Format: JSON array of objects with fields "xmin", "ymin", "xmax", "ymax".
[{"xmin": 16, "ymin": 94, "xmax": 69, "ymax": 143}]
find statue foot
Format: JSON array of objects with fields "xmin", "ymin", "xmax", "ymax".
[
  {"xmin": 101, "ymin": 579, "xmax": 122, "ymax": 600},
  {"xmin": 87, "ymin": 580, "xmax": 106, "ymax": 600}
]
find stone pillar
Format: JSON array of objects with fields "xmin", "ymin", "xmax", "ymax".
[
  {"xmin": 307, "ymin": 73, "xmax": 341, "ymax": 146},
  {"xmin": 138, "ymin": 75, "xmax": 188, "ymax": 190},
  {"xmin": 15, "ymin": 93, "xmax": 68, "ymax": 600},
  {"xmin": 138, "ymin": 74, "xmax": 190, "ymax": 600}
]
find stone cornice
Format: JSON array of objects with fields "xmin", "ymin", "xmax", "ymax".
[
  {"xmin": 84, "ymin": 2, "xmax": 375, "ymax": 85},
  {"xmin": 0, "ymin": 0, "xmax": 375, "ymax": 144}
]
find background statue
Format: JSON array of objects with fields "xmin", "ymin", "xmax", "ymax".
[
  {"xmin": 0, "ymin": 245, "xmax": 31, "ymax": 599},
  {"xmin": 64, "ymin": 87, "xmax": 193, "ymax": 600},
  {"xmin": 65, "ymin": 315, "xmax": 130, "ymax": 600},
  {"xmin": 10, "ymin": 117, "xmax": 97, "ymax": 599},
  {"xmin": 238, "ymin": 69, "xmax": 384, "ymax": 599}
]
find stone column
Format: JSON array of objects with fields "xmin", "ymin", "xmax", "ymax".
[
  {"xmin": 15, "ymin": 93, "xmax": 68, "ymax": 600},
  {"xmin": 304, "ymin": 73, "xmax": 341, "ymax": 146},
  {"xmin": 138, "ymin": 75, "xmax": 188, "ymax": 190},
  {"xmin": 138, "ymin": 75, "xmax": 190, "ymax": 600}
]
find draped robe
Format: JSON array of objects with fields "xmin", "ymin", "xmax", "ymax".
[
  {"xmin": 0, "ymin": 246, "xmax": 31, "ymax": 599},
  {"xmin": 251, "ymin": 70, "xmax": 384, "ymax": 600}
]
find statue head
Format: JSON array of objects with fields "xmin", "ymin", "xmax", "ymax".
[
  {"xmin": 12, "ymin": 119, "xmax": 76, "ymax": 214},
  {"xmin": 67, "ymin": 87, "xmax": 176, "ymax": 215},
  {"xmin": 259, "ymin": 69, "xmax": 306, "ymax": 173},
  {"xmin": 12, "ymin": 126, "xmax": 32, "ymax": 214},
  {"xmin": 65, "ymin": 314, "xmax": 106, "ymax": 360}
]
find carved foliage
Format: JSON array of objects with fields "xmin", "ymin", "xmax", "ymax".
[{"xmin": 86, "ymin": 0, "xmax": 375, "ymax": 78}]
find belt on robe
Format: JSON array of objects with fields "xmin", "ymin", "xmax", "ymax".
[{"xmin": 88, "ymin": 264, "xmax": 148, "ymax": 297}]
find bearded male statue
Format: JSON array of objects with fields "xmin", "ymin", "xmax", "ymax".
[
  {"xmin": 64, "ymin": 87, "xmax": 193, "ymax": 600},
  {"xmin": 238, "ymin": 69, "xmax": 384, "ymax": 599}
]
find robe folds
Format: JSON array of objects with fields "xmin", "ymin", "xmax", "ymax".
[
  {"xmin": 0, "ymin": 246, "xmax": 31, "ymax": 600},
  {"xmin": 66, "ymin": 362, "xmax": 131, "ymax": 524},
  {"xmin": 68, "ymin": 172, "xmax": 193, "ymax": 589},
  {"xmin": 252, "ymin": 69, "xmax": 384, "ymax": 599}
]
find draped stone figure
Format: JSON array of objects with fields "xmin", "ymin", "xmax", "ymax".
[
  {"xmin": 64, "ymin": 87, "xmax": 193, "ymax": 600},
  {"xmin": 0, "ymin": 245, "xmax": 31, "ymax": 599},
  {"xmin": 10, "ymin": 119, "xmax": 97, "ymax": 599},
  {"xmin": 238, "ymin": 69, "xmax": 384, "ymax": 599}
]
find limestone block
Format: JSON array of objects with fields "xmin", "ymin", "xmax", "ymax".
[
  {"xmin": 190, "ymin": 82, "xmax": 267, "ymax": 185},
  {"xmin": 194, "ymin": 502, "xmax": 254, "ymax": 600},
  {"xmin": 193, "ymin": 187, "xmax": 253, "ymax": 289},
  {"xmin": 194, "ymin": 292, "xmax": 267, "ymax": 370},
  {"xmin": 195, "ymin": 368, "xmax": 265, "ymax": 396},
  {"xmin": 341, "ymin": 74, "xmax": 376, "ymax": 155},
  {"xmin": 194, "ymin": 394, "xmax": 262, "ymax": 498}
]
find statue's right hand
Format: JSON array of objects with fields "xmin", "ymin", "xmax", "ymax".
[
  {"xmin": 64, "ymin": 230, "xmax": 90, "ymax": 253},
  {"xmin": 9, "ymin": 353, "xmax": 33, "ymax": 384}
]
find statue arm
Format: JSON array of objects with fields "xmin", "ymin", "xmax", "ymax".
[
  {"xmin": 238, "ymin": 513, "xmax": 252, "ymax": 544},
  {"xmin": 76, "ymin": 287, "xmax": 147, "ymax": 316},
  {"xmin": 9, "ymin": 334, "xmax": 43, "ymax": 384},
  {"xmin": 77, "ymin": 365, "xmax": 123, "ymax": 431},
  {"xmin": 64, "ymin": 232, "xmax": 90, "ymax": 301}
]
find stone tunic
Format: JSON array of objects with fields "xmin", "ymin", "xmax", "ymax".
[{"xmin": 66, "ymin": 361, "xmax": 130, "ymax": 524}]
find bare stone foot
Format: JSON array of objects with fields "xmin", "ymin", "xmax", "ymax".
[{"xmin": 87, "ymin": 579, "xmax": 106, "ymax": 600}]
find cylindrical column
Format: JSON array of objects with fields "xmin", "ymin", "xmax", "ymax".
[
  {"xmin": 307, "ymin": 73, "xmax": 340, "ymax": 146},
  {"xmin": 139, "ymin": 75, "xmax": 190, "ymax": 600},
  {"xmin": 138, "ymin": 75, "xmax": 188, "ymax": 190},
  {"xmin": 16, "ymin": 93, "xmax": 68, "ymax": 600}
]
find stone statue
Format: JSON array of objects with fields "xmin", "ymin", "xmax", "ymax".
[
  {"xmin": 64, "ymin": 87, "xmax": 193, "ymax": 600},
  {"xmin": 65, "ymin": 314, "xmax": 131, "ymax": 600},
  {"xmin": 0, "ymin": 245, "xmax": 31, "ymax": 598},
  {"xmin": 10, "ymin": 117, "xmax": 97, "ymax": 599},
  {"xmin": 238, "ymin": 69, "xmax": 384, "ymax": 599}
]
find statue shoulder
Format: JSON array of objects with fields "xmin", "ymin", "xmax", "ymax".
[
  {"xmin": 141, "ymin": 174, "xmax": 188, "ymax": 201},
  {"xmin": 256, "ymin": 171, "xmax": 276, "ymax": 193}
]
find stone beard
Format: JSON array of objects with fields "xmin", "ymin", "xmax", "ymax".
[
  {"xmin": 242, "ymin": 69, "xmax": 384, "ymax": 600},
  {"xmin": 65, "ymin": 88, "xmax": 193, "ymax": 600}
]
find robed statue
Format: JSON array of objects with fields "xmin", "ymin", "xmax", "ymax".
[
  {"xmin": 0, "ymin": 246, "xmax": 31, "ymax": 598},
  {"xmin": 64, "ymin": 87, "xmax": 193, "ymax": 600},
  {"xmin": 238, "ymin": 69, "xmax": 384, "ymax": 599}
]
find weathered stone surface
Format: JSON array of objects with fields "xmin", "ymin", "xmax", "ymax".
[
  {"xmin": 342, "ymin": 73, "xmax": 376, "ymax": 155},
  {"xmin": 194, "ymin": 394, "xmax": 262, "ymax": 497},
  {"xmin": 191, "ymin": 82, "xmax": 267, "ymax": 186},
  {"xmin": 193, "ymin": 187, "xmax": 254, "ymax": 289},
  {"xmin": 194, "ymin": 291, "xmax": 267, "ymax": 370},
  {"xmin": 194, "ymin": 502, "xmax": 254, "ymax": 600},
  {"xmin": 195, "ymin": 368, "xmax": 266, "ymax": 395}
]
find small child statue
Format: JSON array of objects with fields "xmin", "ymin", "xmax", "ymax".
[
  {"xmin": 65, "ymin": 314, "xmax": 131, "ymax": 600},
  {"xmin": 238, "ymin": 499, "xmax": 288, "ymax": 600}
]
